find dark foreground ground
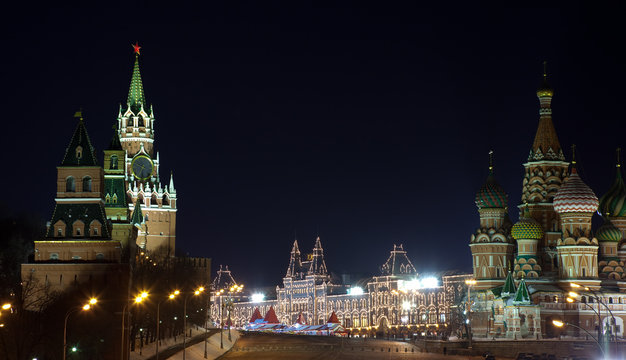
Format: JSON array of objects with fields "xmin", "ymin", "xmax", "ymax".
[{"xmin": 219, "ymin": 332, "xmax": 493, "ymax": 360}]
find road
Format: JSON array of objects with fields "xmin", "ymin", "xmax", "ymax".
[{"xmin": 220, "ymin": 332, "xmax": 485, "ymax": 360}]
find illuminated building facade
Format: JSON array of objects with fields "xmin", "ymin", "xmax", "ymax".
[
  {"xmin": 213, "ymin": 240, "xmax": 470, "ymax": 337},
  {"xmin": 116, "ymin": 45, "xmax": 178, "ymax": 255},
  {"xmin": 468, "ymin": 66, "xmax": 626, "ymax": 340}
]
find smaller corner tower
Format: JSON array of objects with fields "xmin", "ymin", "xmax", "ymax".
[
  {"xmin": 470, "ymin": 151, "xmax": 515, "ymax": 290},
  {"xmin": 553, "ymin": 146, "xmax": 601, "ymax": 289}
]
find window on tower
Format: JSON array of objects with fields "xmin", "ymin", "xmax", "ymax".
[
  {"xmin": 66, "ymin": 177, "xmax": 75, "ymax": 192},
  {"xmin": 83, "ymin": 176, "xmax": 92, "ymax": 192},
  {"xmin": 76, "ymin": 146, "xmax": 83, "ymax": 159},
  {"xmin": 111, "ymin": 155, "xmax": 118, "ymax": 169},
  {"xmin": 138, "ymin": 115, "xmax": 144, "ymax": 127}
]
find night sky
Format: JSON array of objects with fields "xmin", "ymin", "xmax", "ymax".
[{"xmin": 2, "ymin": 4, "xmax": 626, "ymax": 291}]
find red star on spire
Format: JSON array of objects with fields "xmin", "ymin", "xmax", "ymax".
[{"xmin": 132, "ymin": 42, "xmax": 141, "ymax": 55}]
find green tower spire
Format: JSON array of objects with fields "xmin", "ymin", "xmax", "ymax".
[
  {"xmin": 131, "ymin": 198, "xmax": 144, "ymax": 229},
  {"xmin": 501, "ymin": 271, "xmax": 516, "ymax": 298},
  {"xmin": 512, "ymin": 278, "xmax": 531, "ymax": 304},
  {"xmin": 127, "ymin": 45, "xmax": 146, "ymax": 113}
]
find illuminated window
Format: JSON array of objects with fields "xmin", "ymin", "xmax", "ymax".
[
  {"xmin": 110, "ymin": 155, "xmax": 118, "ymax": 169},
  {"xmin": 76, "ymin": 146, "xmax": 83, "ymax": 159},
  {"xmin": 112, "ymin": 194, "xmax": 118, "ymax": 204},
  {"xmin": 105, "ymin": 194, "xmax": 111, "ymax": 204}
]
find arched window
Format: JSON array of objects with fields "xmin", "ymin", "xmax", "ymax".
[
  {"xmin": 66, "ymin": 177, "xmax": 75, "ymax": 192},
  {"xmin": 50, "ymin": 253, "xmax": 59, "ymax": 260},
  {"xmin": 110, "ymin": 155, "xmax": 118, "ymax": 169},
  {"xmin": 82, "ymin": 176, "xmax": 92, "ymax": 192},
  {"xmin": 112, "ymin": 194, "xmax": 118, "ymax": 204},
  {"xmin": 105, "ymin": 194, "xmax": 111, "ymax": 204},
  {"xmin": 96, "ymin": 253, "xmax": 105, "ymax": 260},
  {"xmin": 76, "ymin": 146, "xmax": 83, "ymax": 159}
]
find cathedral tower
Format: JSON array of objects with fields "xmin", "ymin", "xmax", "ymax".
[
  {"xmin": 511, "ymin": 206, "xmax": 544, "ymax": 278},
  {"xmin": 117, "ymin": 44, "xmax": 177, "ymax": 255},
  {"xmin": 553, "ymin": 152, "xmax": 600, "ymax": 289},
  {"xmin": 470, "ymin": 154, "xmax": 515, "ymax": 290},
  {"xmin": 520, "ymin": 63, "xmax": 569, "ymax": 273}
]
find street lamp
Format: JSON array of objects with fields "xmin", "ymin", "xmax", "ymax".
[
  {"xmin": 155, "ymin": 291, "xmax": 178, "ymax": 360},
  {"xmin": 63, "ymin": 298, "xmax": 97, "ymax": 360},
  {"xmin": 464, "ymin": 279, "xmax": 476, "ymax": 349},
  {"xmin": 552, "ymin": 320, "xmax": 605, "ymax": 358},
  {"xmin": 183, "ymin": 286, "xmax": 205, "ymax": 360},
  {"xmin": 121, "ymin": 292, "xmax": 147, "ymax": 360},
  {"xmin": 569, "ymin": 284, "xmax": 617, "ymax": 356}
]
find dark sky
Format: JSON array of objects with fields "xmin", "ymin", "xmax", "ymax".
[{"xmin": 2, "ymin": 4, "xmax": 626, "ymax": 291}]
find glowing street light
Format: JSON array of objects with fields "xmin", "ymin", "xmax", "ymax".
[
  {"xmin": 552, "ymin": 320, "xmax": 564, "ymax": 327},
  {"xmin": 251, "ymin": 293, "xmax": 265, "ymax": 302},
  {"xmin": 2, "ymin": 303, "xmax": 11, "ymax": 310},
  {"xmin": 156, "ymin": 291, "xmax": 179, "ymax": 360},
  {"xmin": 552, "ymin": 319, "xmax": 604, "ymax": 357},
  {"xmin": 64, "ymin": 298, "xmax": 97, "ymax": 360}
]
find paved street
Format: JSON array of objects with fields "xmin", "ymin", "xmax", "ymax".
[{"xmin": 220, "ymin": 332, "xmax": 487, "ymax": 360}]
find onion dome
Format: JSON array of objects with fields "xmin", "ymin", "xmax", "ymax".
[
  {"xmin": 554, "ymin": 168, "xmax": 599, "ymax": 214},
  {"xmin": 511, "ymin": 209, "xmax": 544, "ymax": 240},
  {"xmin": 475, "ymin": 152, "xmax": 508, "ymax": 209},
  {"xmin": 599, "ymin": 154, "xmax": 626, "ymax": 217},
  {"xmin": 596, "ymin": 218, "xmax": 622, "ymax": 242}
]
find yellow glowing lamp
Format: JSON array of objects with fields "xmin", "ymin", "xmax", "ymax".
[
  {"xmin": 169, "ymin": 293, "xmax": 175, "ymax": 299},
  {"xmin": 89, "ymin": 298, "xmax": 98, "ymax": 305},
  {"xmin": 82, "ymin": 304, "xmax": 91, "ymax": 311},
  {"xmin": 141, "ymin": 292, "xmax": 149, "ymax": 299},
  {"xmin": 1, "ymin": 304, "xmax": 11, "ymax": 310},
  {"xmin": 174, "ymin": 290, "xmax": 180, "ymax": 296},
  {"xmin": 199, "ymin": 287, "xmax": 205, "ymax": 292},
  {"xmin": 570, "ymin": 283, "xmax": 581, "ymax": 288},
  {"xmin": 568, "ymin": 291, "xmax": 579, "ymax": 298},
  {"xmin": 566, "ymin": 297, "xmax": 574, "ymax": 303},
  {"xmin": 135, "ymin": 296, "xmax": 143, "ymax": 303},
  {"xmin": 194, "ymin": 290, "xmax": 200, "ymax": 296},
  {"xmin": 552, "ymin": 320, "xmax": 564, "ymax": 327}
]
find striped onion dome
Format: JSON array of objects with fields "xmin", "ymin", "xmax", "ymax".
[
  {"xmin": 553, "ymin": 168, "xmax": 599, "ymax": 214},
  {"xmin": 599, "ymin": 167, "xmax": 626, "ymax": 217},
  {"xmin": 511, "ymin": 214, "xmax": 544, "ymax": 240},
  {"xmin": 596, "ymin": 218, "xmax": 622, "ymax": 242},
  {"xmin": 475, "ymin": 172, "xmax": 508, "ymax": 209}
]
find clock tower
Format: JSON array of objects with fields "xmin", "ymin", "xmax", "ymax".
[{"xmin": 117, "ymin": 44, "xmax": 177, "ymax": 256}]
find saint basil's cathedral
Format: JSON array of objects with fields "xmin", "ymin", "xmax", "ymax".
[{"xmin": 469, "ymin": 66, "xmax": 626, "ymax": 339}]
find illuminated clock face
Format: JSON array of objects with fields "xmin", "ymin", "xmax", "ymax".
[{"xmin": 131, "ymin": 156, "xmax": 154, "ymax": 180}]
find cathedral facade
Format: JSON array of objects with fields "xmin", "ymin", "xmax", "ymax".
[
  {"xmin": 468, "ymin": 67, "xmax": 626, "ymax": 340},
  {"xmin": 212, "ymin": 239, "xmax": 471, "ymax": 337}
]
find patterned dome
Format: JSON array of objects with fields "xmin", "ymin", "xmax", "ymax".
[
  {"xmin": 599, "ymin": 168, "xmax": 626, "ymax": 217},
  {"xmin": 596, "ymin": 218, "xmax": 622, "ymax": 242},
  {"xmin": 475, "ymin": 172, "xmax": 508, "ymax": 209},
  {"xmin": 511, "ymin": 216, "xmax": 544, "ymax": 240},
  {"xmin": 553, "ymin": 169, "xmax": 599, "ymax": 214}
]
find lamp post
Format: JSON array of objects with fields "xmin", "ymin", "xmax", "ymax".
[
  {"xmin": 121, "ymin": 292, "xmax": 148, "ymax": 360},
  {"xmin": 183, "ymin": 287, "xmax": 205, "ymax": 360},
  {"xmin": 63, "ymin": 298, "xmax": 97, "ymax": 360},
  {"xmin": 156, "ymin": 290, "xmax": 179, "ymax": 360},
  {"xmin": 216, "ymin": 284, "xmax": 243, "ymax": 348},
  {"xmin": 464, "ymin": 279, "xmax": 476, "ymax": 349},
  {"xmin": 552, "ymin": 320, "xmax": 605, "ymax": 358},
  {"xmin": 570, "ymin": 283, "xmax": 617, "ymax": 356},
  {"xmin": 203, "ymin": 286, "xmax": 209, "ymax": 359}
]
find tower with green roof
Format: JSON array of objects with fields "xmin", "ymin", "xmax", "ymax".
[
  {"xmin": 469, "ymin": 152, "xmax": 515, "ymax": 290},
  {"xmin": 23, "ymin": 112, "xmax": 132, "ymax": 292},
  {"xmin": 104, "ymin": 126, "xmax": 134, "ymax": 257},
  {"xmin": 116, "ymin": 44, "xmax": 178, "ymax": 255}
]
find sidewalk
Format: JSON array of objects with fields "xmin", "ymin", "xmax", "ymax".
[{"xmin": 130, "ymin": 327, "xmax": 239, "ymax": 360}]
